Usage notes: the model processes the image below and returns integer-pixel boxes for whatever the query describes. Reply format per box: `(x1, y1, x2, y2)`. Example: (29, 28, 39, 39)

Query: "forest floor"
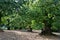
(0, 30, 60, 40)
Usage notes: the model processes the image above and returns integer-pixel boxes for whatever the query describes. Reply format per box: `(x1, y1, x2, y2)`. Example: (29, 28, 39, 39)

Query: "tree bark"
(7, 23, 10, 30)
(7, 19, 10, 30)
(40, 20, 52, 35)
(7, 26, 10, 30)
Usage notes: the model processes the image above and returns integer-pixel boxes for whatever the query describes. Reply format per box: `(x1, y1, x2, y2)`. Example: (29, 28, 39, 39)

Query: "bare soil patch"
(0, 30, 60, 40)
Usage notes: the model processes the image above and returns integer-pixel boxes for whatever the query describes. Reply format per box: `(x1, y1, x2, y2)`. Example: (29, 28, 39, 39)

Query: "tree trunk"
(40, 20, 52, 35)
(7, 19, 10, 30)
(7, 24, 10, 30)
(7, 26, 10, 30)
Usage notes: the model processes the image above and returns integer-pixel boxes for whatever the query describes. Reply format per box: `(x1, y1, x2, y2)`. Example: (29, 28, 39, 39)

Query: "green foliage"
(0, 0, 60, 31)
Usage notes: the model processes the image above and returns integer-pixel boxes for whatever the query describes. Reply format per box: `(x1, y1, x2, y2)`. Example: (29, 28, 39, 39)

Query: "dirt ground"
(0, 30, 60, 40)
